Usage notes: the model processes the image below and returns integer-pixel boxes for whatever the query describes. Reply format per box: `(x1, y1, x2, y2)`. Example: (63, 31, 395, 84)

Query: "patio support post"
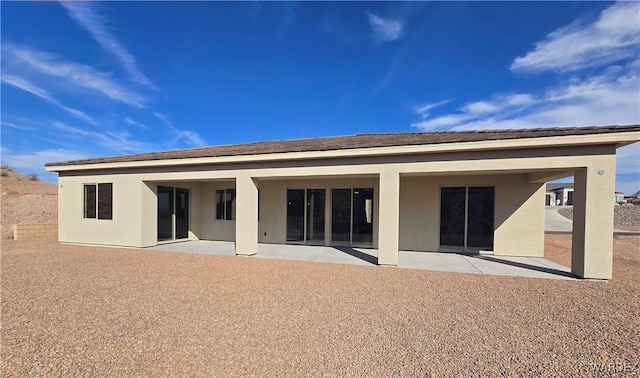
(235, 174, 259, 256)
(378, 169, 400, 266)
(571, 155, 616, 279)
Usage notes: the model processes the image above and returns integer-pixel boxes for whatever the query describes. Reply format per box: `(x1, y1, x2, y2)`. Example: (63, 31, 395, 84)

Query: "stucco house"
(546, 183, 627, 205)
(46, 125, 640, 279)
(546, 183, 574, 206)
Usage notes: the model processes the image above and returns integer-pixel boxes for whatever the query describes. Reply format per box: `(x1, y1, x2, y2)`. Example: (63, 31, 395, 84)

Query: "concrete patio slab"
(255, 243, 377, 266)
(147, 241, 575, 280)
(398, 251, 481, 274)
(149, 240, 236, 256)
(463, 255, 574, 279)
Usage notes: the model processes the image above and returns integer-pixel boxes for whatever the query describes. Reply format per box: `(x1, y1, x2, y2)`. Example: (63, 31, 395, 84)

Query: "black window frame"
(83, 183, 113, 220)
(215, 188, 236, 220)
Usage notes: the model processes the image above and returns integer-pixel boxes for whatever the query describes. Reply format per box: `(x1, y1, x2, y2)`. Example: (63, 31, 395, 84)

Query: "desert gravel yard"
(2, 235, 639, 376)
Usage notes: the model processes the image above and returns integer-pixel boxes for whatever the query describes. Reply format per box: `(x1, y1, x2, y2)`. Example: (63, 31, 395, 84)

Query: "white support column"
(571, 156, 616, 279)
(378, 169, 400, 266)
(235, 174, 259, 256)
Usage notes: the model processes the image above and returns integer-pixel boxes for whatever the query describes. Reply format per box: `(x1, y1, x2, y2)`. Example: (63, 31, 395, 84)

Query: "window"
(215, 189, 236, 220)
(83, 183, 112, 219)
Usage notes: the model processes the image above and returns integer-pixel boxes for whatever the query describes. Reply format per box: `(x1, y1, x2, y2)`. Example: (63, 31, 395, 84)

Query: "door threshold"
(156, 238, 191, 245)
(438, 247, 493, 255)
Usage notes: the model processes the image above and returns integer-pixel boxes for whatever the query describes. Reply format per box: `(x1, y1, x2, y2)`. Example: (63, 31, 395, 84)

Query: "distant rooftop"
(46, 124, 640, 167)
(547, 183, 574, 191)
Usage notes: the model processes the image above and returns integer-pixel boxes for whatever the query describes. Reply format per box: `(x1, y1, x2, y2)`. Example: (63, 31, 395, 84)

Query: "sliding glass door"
(286, 189, 326, 243)
(440, 186, 494, 251)
(331, 188, 374, 246)
(157, 186, 190, 242)
(285, 187, 374, 246)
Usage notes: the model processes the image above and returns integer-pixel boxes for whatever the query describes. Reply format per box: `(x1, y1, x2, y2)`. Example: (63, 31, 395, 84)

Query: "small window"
(83, 183, 113, 219)
(216, 189, 236, 220)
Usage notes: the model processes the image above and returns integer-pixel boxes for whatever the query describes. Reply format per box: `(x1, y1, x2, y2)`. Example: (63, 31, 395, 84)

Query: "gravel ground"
(558, 205, 640, 231)
(2, 235, 639, 376)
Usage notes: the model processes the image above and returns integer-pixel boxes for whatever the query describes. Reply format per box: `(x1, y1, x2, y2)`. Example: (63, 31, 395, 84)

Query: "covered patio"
(148, 241, 574, 280)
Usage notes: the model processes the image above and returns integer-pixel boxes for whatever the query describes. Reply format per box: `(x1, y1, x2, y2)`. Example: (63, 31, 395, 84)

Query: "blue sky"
(1, 1, 639, 193)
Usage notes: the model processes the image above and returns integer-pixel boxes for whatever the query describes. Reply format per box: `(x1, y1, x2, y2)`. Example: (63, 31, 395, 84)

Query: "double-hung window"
(215, 189, 236, 220)
(83, 183, 113, 219)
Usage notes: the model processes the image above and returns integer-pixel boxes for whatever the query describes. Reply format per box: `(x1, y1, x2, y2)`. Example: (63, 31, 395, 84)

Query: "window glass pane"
(331, 189, 351, 242)
(175, 188, 189, 239)
(286, 189, 305, 241)
(84, 184, 97, 218)
(216, 190, 225, 219)
(306, 189, 325, 242)
(157, 186, 174, 241)
(352, 188, 373, 244)
(440, 187, 466, 247)
(97, 183, 113, 220)
(225, 189, 236, 220)
(467, 187, 494, 249)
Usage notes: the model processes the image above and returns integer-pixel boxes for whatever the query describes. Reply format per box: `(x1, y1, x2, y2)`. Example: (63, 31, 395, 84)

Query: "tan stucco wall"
(571, 154, 617, 279)
(58, 174, 147, 247)
(199, 181, 236, 241)
(58, 175, 206, 248)
(398, 174, 544, 256)
(55, 145, 612, 267)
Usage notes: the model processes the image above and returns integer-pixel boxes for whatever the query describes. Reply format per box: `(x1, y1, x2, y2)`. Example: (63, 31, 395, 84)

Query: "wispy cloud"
(2, 43, 147, 108)
(413, 99, 450, 119)
(411, 62, 639, 131)
(1, 148, 87, 172)
(53, 121, 148, 154)
(153, 112, 206, 147)
(152, 111, 172, 127)
(1, 74, 97, 125)
(60, 2, 157, 90)
(367, 12, 403, 43)
(511, 2, 640, 73)
(124, 117, 149, 130)
(1, 121, 34, 131)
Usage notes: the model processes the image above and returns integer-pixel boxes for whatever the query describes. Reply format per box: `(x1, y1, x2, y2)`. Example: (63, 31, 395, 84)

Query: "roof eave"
(45, 131, 640, 173)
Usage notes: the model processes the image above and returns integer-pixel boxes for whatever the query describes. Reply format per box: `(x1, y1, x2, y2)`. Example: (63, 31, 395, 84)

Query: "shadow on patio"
(148, 241, 574, 280)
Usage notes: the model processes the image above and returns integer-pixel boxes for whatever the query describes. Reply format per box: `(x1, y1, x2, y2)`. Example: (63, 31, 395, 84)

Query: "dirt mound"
(1, 167, 58, 238)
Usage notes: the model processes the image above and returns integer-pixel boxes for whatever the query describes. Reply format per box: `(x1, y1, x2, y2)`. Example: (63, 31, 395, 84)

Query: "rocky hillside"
(558, 205, 640, 231)
(1, 167, 58, 238)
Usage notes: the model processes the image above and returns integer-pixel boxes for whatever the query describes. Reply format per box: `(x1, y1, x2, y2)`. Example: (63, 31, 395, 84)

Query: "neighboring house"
(46, 125, 640, 279)
(545, 183, 627, 205)
(625, 190, 640, 202)
(546, 183, 574, 206)
(544, 191, 556, 207)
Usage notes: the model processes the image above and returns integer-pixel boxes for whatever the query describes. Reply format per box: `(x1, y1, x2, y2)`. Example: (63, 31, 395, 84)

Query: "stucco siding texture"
(398, 175, 544, 256)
